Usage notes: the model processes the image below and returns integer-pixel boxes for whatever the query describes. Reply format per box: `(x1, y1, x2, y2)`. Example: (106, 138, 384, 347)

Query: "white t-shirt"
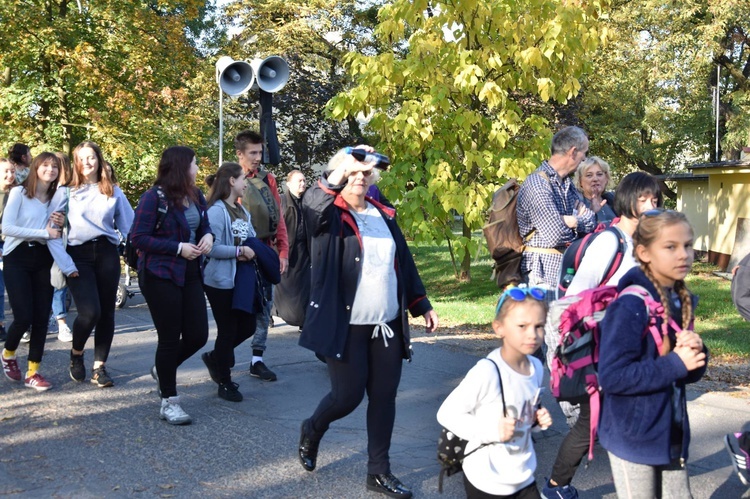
(349, 202, 399, 325)
(437, 348, 543, 496)
(566, 227, 637, 295)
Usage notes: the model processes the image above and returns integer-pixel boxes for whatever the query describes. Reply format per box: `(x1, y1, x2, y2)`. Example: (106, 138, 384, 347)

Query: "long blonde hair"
(633, 210, 694, 355)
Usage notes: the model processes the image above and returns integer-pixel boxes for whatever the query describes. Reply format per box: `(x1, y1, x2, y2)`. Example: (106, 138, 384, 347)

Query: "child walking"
(598, 209, 708, 498)
(437, 285, 553, 498)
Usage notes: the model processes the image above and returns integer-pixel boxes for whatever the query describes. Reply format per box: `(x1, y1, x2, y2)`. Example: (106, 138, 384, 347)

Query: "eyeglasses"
(495, 286, 546, 315)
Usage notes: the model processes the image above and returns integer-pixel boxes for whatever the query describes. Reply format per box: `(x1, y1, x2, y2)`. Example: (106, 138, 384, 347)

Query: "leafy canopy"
(329, 0, 607, 279)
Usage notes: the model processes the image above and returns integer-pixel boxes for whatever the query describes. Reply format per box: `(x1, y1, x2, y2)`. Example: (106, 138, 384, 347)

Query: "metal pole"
(219, 90, 224, 166)
(715, 64, 720, 161)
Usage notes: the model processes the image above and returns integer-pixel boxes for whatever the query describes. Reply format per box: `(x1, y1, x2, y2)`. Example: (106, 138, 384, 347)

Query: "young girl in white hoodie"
(438, 286, 553, 498)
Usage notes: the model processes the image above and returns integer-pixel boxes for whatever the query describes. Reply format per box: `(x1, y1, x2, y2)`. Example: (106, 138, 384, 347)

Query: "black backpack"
(437, 358, 506, 493)
(125, 186, 168, 268)
(556, 225, 626, 299)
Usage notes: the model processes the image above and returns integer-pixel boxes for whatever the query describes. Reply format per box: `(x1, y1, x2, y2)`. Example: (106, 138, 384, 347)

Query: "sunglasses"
(495, 286, 546, 315)
(640, 208, 678, 218)
(348, 169, 373, 177)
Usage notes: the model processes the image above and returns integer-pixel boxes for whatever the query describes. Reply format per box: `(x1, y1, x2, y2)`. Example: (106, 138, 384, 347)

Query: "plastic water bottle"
(561, 268, 575, 289)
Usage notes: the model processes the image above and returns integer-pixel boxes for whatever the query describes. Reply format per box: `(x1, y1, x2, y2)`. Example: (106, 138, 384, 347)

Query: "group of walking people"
(439, 127, 710, 499)
(3, 126, 741, 498)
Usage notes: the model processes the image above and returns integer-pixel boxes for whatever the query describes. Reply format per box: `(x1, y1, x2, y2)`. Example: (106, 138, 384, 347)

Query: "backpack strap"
(153, 186, 169, 232)
(597, 226, 627, 287)
(619, 285, 684, 351)
(461, 358, 507, 462)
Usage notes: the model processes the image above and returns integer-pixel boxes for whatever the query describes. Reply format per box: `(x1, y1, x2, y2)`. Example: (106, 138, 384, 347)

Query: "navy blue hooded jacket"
(299, 173, 432, 361)
(598, 266, 708, 466)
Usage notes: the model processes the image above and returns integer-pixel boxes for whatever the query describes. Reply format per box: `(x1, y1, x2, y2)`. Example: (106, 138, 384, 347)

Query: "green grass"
(412, 242, 750, 360)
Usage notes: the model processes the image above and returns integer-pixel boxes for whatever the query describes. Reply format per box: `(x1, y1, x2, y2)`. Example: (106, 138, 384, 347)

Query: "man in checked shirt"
(516, 126, 596, 297)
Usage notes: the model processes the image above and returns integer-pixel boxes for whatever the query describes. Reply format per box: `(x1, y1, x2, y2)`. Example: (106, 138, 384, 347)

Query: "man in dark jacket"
(273, 170, 310, 330)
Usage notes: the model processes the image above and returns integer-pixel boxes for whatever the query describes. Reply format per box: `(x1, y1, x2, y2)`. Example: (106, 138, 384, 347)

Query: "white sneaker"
(20, 331, 30, 343)
(57, 323, 73, 342)
(159, 396, 192, 425)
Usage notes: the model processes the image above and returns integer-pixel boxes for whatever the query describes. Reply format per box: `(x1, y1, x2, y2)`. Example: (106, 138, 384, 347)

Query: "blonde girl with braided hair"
(597, 209, 708, 498)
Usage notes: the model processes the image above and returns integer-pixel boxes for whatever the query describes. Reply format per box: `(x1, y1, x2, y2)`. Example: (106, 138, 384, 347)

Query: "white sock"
(252, 356, 263, 365)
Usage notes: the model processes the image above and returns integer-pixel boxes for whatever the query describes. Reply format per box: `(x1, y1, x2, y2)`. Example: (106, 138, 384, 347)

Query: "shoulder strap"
(597, 226, 627, 287)
(619, 285, 683, 350)
(154, 186, 169, 232)
(485, 358, 507, 418)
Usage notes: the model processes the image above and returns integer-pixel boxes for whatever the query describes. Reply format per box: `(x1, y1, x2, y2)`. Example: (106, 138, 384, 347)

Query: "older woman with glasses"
(573, 156, 617, 226)
(297, 146, 438, 499)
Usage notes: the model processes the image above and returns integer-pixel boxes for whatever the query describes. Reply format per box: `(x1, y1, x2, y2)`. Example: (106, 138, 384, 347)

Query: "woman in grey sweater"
(47, 141, 134, 388)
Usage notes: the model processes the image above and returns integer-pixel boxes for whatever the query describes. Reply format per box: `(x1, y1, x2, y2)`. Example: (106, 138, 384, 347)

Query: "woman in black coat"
(297, 147, 438, 499)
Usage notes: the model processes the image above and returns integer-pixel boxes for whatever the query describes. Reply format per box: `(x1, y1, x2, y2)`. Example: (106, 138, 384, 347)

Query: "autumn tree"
(329, 0, 607, 280)
(580, 0, 750, 199)
(219, 0, 381, 179)
(0, 0, 221, 201)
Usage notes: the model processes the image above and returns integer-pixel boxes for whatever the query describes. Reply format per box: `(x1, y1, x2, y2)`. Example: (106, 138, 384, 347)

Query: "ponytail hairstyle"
(206, 162, 243, 207)
(633, 209, 694, 355)
(22, 152, 61, 200)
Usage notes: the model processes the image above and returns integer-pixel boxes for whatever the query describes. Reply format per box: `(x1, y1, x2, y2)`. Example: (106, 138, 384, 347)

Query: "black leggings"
(140, 259, 208, 398)
(66, 239, 121, 362)
(204, 285, 256, 384)
(550, 400, 591, 486)
(307, 319, 404, 475)
(463, 476, 540, 499)
(3, 244, 54, 363)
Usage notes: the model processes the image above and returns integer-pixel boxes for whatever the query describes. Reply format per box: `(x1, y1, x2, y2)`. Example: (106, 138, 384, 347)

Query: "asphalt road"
(1, 284, 748, 498)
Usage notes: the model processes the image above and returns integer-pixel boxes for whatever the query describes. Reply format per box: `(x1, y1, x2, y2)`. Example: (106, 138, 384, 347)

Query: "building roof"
(688, 159, 750, 170)
(660, 172, 709, 181)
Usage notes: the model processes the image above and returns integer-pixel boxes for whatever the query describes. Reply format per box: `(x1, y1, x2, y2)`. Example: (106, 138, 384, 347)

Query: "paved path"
(1, 286, 749, 498)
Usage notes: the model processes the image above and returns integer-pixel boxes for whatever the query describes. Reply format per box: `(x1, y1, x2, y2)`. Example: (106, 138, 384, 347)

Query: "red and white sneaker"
(2, 355, 22, 381)
(24, 372, 52, 391)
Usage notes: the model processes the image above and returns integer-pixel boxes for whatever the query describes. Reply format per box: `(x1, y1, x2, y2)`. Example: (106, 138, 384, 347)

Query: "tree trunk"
(460, 219, 471, 282)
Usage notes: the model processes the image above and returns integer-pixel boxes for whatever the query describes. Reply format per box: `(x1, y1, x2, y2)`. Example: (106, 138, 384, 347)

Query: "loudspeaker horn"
(250, 56, 290, 93)
(216, 56, 255, 96)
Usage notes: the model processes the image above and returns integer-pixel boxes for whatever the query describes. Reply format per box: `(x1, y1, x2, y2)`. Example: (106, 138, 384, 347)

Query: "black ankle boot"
(366, 472, 413, 498)
(298, 419, 320, 472)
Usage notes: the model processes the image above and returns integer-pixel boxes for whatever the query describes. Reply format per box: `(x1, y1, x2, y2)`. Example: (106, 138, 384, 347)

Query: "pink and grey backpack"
(547, 284, 683, 461)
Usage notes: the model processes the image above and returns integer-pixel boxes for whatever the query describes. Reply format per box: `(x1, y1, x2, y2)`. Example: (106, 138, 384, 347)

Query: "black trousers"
(307, 319, 404, 475)
(204, 285, 256, 384)
(3, 244, 54, 363)
(463, 476, 540, 499)
(550, 400, 592, 486)
(140, 259, 208, 398)
(66, 239, 120, 362)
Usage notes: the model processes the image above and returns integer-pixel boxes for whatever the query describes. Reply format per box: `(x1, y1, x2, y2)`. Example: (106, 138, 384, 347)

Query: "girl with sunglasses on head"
(598, 209, 707, 498)
(438, 286, 553, 498)
(541, 171, 663, 499)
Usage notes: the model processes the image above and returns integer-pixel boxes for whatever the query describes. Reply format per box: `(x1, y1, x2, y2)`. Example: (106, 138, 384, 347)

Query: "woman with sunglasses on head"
(438, 286, 552, 498)
(47, 141, 134, 388)
(297, 146, 438, 498)
(541, 172, 663, 499)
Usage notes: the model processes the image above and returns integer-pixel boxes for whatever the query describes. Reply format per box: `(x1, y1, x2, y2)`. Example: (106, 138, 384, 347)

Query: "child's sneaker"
(2, 355, 21, 381)
(725, 432, 750, 486)
(20, 330, 30, 343)
(160, 396, 192, 425)
(57, 323, 73, 342)
(542, 479, 579, 499)
(24, 372, 52, 391)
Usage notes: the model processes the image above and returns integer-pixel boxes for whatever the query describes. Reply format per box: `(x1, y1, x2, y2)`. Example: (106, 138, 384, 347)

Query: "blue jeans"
(251, 284, 274, 353)
(52, 287, 68, 319)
